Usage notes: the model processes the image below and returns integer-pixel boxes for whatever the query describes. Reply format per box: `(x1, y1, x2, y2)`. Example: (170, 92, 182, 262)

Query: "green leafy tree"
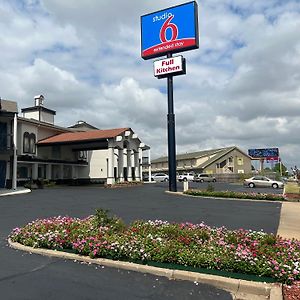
(273, 162, 287, 175)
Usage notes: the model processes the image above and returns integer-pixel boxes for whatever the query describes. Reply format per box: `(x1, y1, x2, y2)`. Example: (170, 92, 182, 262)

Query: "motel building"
(151, 147, 252, 176)
(0, 95, 150, 189)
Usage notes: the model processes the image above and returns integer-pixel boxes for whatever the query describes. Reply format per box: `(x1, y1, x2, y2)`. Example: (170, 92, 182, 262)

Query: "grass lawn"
(284, 182, 300, 194)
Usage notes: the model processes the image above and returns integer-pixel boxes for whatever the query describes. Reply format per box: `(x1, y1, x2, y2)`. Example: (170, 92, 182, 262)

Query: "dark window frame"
(29, 133, 36, 154)
(23, 132, 30, 153)
(23, 132, 36, 154)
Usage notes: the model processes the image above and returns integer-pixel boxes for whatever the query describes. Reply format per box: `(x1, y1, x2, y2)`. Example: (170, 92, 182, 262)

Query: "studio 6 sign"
(141, 1, 199, 60)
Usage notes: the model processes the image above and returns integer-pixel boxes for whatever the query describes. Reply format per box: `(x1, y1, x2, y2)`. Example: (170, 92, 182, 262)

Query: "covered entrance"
(36, 128, 149, 184)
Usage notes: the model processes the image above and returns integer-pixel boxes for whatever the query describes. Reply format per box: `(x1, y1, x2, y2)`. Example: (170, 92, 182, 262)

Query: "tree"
(273, 162, 287, 175)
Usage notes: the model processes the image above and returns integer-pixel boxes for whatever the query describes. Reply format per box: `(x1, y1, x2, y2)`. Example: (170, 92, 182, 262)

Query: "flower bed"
(9, 209, 300, 284)
(104, 181, 143, 188)
(184, 189, 285, 201)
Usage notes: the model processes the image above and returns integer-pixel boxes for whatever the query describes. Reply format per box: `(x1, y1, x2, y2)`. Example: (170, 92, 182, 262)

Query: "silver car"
(193, 173, 216, 183)
(151, 173, 169, 182)
(244, 176, 284, 189)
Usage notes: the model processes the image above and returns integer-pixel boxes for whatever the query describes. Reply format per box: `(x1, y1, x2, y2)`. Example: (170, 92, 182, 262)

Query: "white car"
(178, 173, 194, 182)
(244, 176, 284, 189)
(151, 173, 169, 182)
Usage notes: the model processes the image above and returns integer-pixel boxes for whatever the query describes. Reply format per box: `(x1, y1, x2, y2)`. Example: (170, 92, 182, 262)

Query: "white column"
(118, 148, 124, 182)
(12, 113, 17, 190)
(148, 149, 152, 183)
(127, 150, 132, 182)
(46, 165, 52, 180)
(123, 148, 128, 181)
(107, 147, 115, 184)
(32, 163, 38, 180)
(134, 151, 139, 181)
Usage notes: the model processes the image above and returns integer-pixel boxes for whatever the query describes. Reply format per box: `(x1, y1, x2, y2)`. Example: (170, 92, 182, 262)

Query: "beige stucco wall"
(203, 149, 251, 174)
(17, 122, 38, 156)
(79, 149, 108, 179)
(40, 111, 54, 124)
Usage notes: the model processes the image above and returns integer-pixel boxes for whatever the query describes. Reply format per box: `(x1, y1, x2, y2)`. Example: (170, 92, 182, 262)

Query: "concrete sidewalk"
(0, 187, 31, 197)
(277, 202, 300, 240)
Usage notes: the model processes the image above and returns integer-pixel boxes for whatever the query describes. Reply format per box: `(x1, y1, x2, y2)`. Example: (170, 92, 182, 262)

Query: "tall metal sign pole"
(166, 53, 177, 191)
(141, 1, 199, 192)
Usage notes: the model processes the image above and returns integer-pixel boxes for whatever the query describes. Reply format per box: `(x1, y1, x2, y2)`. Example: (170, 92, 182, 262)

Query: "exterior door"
(0, 160, 6, 188)
(114, 167, 117, 181)
(123, 167, 128, 181)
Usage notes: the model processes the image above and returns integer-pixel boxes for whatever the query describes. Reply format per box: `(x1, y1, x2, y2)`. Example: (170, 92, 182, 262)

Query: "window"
(52, 146, 61, 159)
(29, 133, 36, 154)
(237, 157, 244, 166)
(78, 151, 87, 161)
(23, 132, 36, 154)
(23, 132, 30, 153)
(0, 122, 7, 150)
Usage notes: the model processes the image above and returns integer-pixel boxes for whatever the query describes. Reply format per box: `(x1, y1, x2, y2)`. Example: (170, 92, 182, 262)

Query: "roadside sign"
(141, 1, 199, 60)
(141, 2, 200, 192)
(248, 148, 279, 160)
(154, 56, 186, 79)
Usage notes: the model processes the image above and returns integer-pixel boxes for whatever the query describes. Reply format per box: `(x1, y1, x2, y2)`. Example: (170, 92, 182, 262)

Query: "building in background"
(2, 95, 150, 188)
(0, 99, 18, 189)
(151, 146, 252, 175)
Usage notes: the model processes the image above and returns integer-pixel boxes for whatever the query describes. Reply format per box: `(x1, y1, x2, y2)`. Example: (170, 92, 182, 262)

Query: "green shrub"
(184, 189, 285, 201)
(94, 208, 125, 232)
(206, 183, 215, 192)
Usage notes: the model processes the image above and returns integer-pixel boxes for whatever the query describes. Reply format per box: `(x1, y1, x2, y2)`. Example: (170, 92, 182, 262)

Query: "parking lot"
(153, 181, 284, 195)
(0, 184, 282, 300)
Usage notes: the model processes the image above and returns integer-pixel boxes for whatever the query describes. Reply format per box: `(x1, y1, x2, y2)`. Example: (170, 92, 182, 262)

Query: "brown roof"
(37, 128, 129, 145)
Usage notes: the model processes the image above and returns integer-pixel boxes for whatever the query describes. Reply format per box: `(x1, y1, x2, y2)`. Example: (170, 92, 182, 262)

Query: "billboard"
(248, 148, 279, 159)
(141, 1, 199, 60)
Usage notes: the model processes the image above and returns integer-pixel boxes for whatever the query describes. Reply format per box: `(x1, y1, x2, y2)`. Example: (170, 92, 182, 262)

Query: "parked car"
(178, 173, 194, 182)
(193, 173, 216, 183)
(151, 173, 169, 182)
(244, 176, 284, 189)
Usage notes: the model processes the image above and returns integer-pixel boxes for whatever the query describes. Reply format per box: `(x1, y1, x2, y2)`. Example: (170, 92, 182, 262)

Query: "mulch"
(283, 281, 300, 300)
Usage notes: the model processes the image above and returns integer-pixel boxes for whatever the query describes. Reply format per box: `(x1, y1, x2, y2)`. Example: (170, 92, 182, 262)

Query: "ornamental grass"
(9, 209, 299, 284)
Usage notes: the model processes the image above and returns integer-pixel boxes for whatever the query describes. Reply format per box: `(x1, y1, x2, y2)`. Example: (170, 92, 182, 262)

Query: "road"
(0, 184, 282, 299)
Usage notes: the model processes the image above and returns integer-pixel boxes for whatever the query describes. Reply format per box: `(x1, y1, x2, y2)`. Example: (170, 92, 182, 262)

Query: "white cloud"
(1, 0, 300, 167)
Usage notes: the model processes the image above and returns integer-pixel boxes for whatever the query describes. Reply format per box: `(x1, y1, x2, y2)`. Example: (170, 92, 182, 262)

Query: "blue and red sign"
(141, 1, 199, 60)
(248, 148, 279, 160)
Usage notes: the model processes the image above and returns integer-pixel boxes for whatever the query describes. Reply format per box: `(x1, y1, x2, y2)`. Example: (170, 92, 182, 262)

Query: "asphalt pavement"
(175, 181, 284, 194)
(0, 184, 282, 300)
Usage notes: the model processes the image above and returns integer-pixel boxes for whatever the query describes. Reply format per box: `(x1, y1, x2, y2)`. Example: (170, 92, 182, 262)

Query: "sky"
(1, 0, 300, 169)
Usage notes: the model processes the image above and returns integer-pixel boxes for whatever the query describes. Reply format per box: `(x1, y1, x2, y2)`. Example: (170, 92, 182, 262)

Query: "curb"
(8, 239, 282, 300)
(0, 188, 31, 197)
